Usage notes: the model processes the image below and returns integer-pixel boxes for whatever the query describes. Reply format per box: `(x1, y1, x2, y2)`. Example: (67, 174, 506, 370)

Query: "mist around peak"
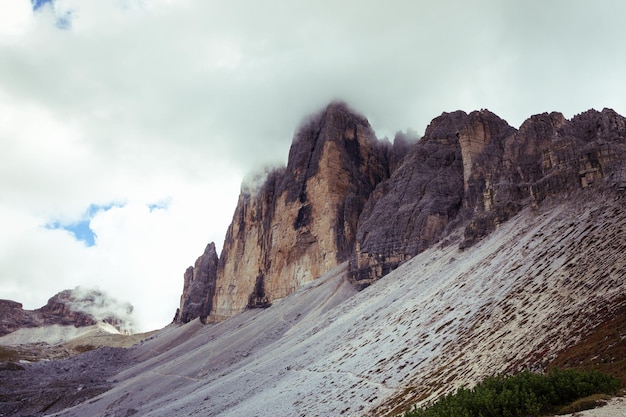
(240, 164, 286, 196)
(58, 286, 135, 334)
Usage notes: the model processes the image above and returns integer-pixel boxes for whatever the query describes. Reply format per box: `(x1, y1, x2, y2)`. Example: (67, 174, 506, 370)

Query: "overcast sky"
(1, 0, 625, 332)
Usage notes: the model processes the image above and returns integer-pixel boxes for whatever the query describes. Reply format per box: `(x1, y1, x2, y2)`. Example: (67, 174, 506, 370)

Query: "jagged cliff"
(173, 243, 218, 323)
(462, 108, 626, 246)
(350, 110, 515, 285)
(352, 107, 626, 283)
(174, 102, 412, 323)
(176, 104, 626, 323)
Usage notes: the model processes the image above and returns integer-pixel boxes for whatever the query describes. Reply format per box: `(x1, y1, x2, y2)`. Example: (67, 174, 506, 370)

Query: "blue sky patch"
(148, 199, 171, 212)
(48, 219, 96, 246)
(55, 11, 72, 29)
(45, 203, 120, 247)
(31, 0, 54, 11)
(31, 0, 73, 30)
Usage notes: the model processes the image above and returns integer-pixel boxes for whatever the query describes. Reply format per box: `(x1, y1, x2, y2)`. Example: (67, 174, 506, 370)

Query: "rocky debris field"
(0, 346, 133, 416)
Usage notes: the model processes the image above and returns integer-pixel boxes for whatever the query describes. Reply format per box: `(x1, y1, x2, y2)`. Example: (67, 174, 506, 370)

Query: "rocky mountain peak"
(177, 103, 626, 322)
(280, 101, 382, 204)
(567, 107, 626, 142)
(0, 288, 134, 336)
(174, 242, 218, 324)
(176, 102, 407, 322)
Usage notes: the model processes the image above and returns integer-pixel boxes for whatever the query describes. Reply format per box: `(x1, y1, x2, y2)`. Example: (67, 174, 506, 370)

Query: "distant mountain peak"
(0, 287, 135, 336)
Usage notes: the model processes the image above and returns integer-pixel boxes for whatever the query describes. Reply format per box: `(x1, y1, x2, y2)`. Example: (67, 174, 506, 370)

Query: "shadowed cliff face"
(177, 104, 626, 322)
(351, 107, 626, 285)
(462, 108, 626, 247)
(174, 243, 218, 324)
(351, 110, 515, 286)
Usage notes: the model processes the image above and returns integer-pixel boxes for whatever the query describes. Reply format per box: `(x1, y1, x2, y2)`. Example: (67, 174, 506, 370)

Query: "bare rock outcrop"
(350, 110, 515, 286)
(176, 102, 414, 323)
(174, 242, 218, 324)
(462, 108, 626, 246)
(177, 104, 626, 322)
(350, 107, 626, 285)
(0, 300, 38, 336)
(210, 102, 395, 320)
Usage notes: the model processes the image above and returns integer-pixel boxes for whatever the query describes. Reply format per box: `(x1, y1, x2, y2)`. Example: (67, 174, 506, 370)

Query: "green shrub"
(404, 369, 621, 417)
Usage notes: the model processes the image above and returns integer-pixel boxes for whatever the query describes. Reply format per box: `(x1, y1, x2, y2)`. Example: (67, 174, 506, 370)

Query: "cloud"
(1, 0, 625, 331)
(63, 286, 135, 334)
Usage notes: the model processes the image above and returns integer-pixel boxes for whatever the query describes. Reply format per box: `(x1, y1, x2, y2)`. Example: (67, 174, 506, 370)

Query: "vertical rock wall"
(462, 108, 626, 246)
(174, 243, 218, 324)
(350, 110, 515, 286)
(209, 102, 394, 320)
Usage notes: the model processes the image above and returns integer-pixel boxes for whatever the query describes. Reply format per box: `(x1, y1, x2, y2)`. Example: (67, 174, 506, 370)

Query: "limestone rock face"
(351, 108, 626, 283)
(210, 102, 395, 320)
(174, 242, 219, 324)
(178, 104, 626, 322)
(351, 110, 514, 285)
(462, 108, 626, 246)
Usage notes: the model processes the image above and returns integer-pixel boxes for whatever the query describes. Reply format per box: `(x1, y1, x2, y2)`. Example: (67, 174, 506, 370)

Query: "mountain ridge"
(0, 287, 135, 336)
(176, 103, 626, 323)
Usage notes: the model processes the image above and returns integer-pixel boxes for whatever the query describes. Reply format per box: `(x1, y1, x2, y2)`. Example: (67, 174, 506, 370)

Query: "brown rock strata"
(210, 102, 395, 320)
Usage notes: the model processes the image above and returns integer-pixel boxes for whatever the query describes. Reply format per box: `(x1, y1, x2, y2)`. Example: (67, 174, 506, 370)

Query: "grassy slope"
(548, 296, 626, 385)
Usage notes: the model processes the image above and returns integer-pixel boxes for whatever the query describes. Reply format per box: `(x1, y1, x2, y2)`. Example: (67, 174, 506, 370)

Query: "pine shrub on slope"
(404, 369, 621, 417)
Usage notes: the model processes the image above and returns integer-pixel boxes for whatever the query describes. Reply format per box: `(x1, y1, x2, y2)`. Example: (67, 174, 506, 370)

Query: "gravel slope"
(2, 193, 624, 417)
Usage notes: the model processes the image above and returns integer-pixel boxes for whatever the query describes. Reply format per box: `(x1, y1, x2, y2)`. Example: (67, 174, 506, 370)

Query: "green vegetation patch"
(404, 369, 621, 417)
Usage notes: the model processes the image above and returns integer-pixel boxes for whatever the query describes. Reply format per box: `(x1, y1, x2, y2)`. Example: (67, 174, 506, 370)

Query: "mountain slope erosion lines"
(51, 192, 626, 417)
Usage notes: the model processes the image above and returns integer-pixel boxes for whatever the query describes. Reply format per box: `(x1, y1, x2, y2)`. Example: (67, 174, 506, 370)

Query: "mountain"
(3, 103, 625, 417)
(175, 102, 413, 323)
(0, 287, 135, 337)
(176, 103, 626, 322)
(45, 190, 625, 417)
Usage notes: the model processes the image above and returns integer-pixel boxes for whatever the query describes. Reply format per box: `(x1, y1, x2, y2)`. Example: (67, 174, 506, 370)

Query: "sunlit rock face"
(210, 102, 396, 320)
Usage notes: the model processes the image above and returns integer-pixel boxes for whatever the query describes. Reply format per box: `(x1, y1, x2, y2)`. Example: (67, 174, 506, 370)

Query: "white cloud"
(0, 0, 33, 40)
(1, 0, 625, 331)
